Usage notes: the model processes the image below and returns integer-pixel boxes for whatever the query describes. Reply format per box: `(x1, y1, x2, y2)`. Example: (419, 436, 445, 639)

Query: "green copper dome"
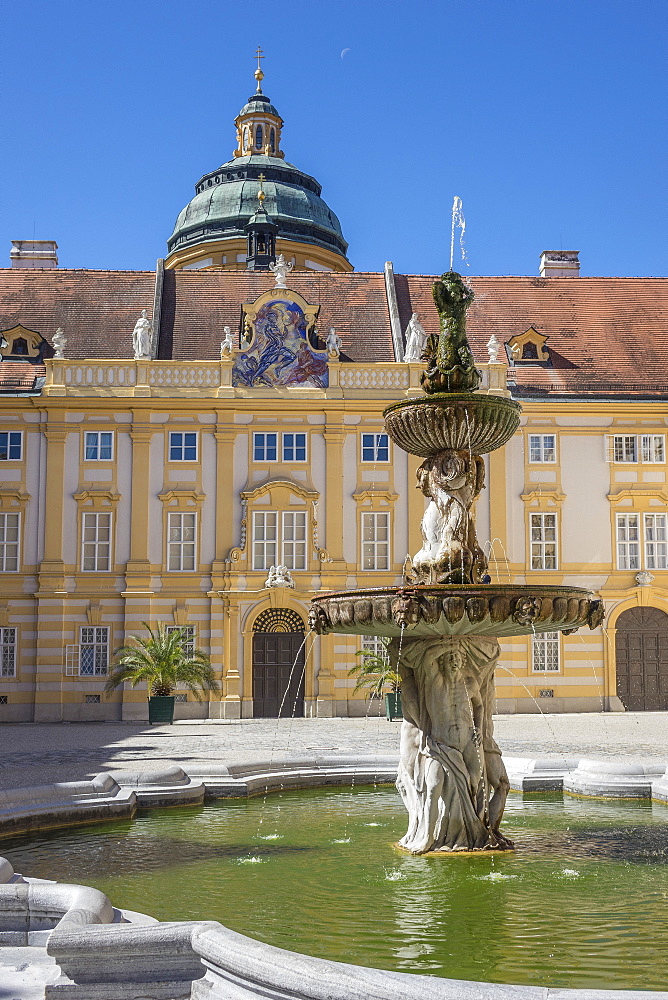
(167, 154, 348, 261)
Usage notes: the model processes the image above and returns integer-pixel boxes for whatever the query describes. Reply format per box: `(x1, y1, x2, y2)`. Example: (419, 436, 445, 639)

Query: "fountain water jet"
(310, 271, 604, 854)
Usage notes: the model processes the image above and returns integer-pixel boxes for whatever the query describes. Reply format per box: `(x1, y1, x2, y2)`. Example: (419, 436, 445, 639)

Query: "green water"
(4, 787, 668, 990)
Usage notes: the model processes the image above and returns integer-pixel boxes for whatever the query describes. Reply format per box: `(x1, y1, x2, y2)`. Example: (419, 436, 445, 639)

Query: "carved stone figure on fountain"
(421, 271, 480, 394)
(410, 450, 488, 585)
(392, 634, 512, 853)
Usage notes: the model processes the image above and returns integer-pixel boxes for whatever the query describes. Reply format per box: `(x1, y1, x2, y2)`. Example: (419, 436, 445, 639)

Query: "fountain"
(310, 271, 605, 854)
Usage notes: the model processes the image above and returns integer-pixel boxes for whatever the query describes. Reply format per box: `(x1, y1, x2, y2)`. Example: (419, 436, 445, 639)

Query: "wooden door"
(252, 630, 305, 718)
(615, 607, 668, 711)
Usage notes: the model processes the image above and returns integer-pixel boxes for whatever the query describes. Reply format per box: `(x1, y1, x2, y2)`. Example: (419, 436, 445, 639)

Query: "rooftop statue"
(421, 271, 480, 393)
(132, 309, 152, 360)
(52, 327, 67, 359)
(403, 313, 427, 362)
(269, 253, 293, 290)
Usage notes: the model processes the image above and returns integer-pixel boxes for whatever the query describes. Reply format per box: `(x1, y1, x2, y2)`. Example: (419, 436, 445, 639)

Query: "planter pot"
(385, 692, 402, 722)
(148, 695, 175, 725)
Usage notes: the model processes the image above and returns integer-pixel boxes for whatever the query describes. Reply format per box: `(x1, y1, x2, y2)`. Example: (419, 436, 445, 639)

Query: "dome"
(167, 155, 348, 261)
(165, 81, 351, 272)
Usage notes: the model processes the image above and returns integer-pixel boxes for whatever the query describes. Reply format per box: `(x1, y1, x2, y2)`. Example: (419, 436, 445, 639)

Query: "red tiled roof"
(0, 360, 45, 392)
(1, 268, 667, 397)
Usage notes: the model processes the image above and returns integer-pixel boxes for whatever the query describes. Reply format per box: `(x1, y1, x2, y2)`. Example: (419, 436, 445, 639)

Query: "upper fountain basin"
(383, 393, 522, 458)
(310, 585, 604, 639)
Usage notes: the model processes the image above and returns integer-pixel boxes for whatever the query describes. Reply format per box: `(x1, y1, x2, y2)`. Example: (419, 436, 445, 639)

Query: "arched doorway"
(252, 608, 305, 718)
(615, 607, 668, 711)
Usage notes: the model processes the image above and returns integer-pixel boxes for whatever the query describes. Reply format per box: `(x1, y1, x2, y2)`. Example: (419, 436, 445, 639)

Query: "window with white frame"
(528, 434, 556, 463)
(167, 513, 196, 571)
(253, 433, 277, 462)
(169, 432, 197, 462)
(0, 628, 17, 678)
(0, 432, 22, 461)
(166, 624, 195, 657)
(644, 513, 667, 570)
(80, 626, 109, 676)
(81, 513, 111, 571)
(84, 431, 113, 461)
(616, 513, 640, 570)
(641, 435, 665, 464)
(530, 512, 557, 569)
(361, 512, 390, 570)
(282, 432, 307, 462)
(361, 635, 390, 664)
(252, 510, 307, 570)
(613, 435, 637, 463)
(361, 433, 389, 463)
(532, 631, 560, 672)
(0, 513, 20, 572)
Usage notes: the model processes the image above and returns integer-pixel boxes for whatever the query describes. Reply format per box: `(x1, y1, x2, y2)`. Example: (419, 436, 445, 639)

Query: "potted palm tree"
(104, 622, 219, 724)
(348, 639, 402, 721)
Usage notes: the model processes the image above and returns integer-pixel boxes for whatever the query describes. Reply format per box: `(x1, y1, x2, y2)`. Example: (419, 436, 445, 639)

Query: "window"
(528, 434, 556, 463)
(167, 513, 196, 571)
(85, 694, 101, 704)
(255, 125, 263, 149)
(80, 627, 109, 676)
(252, 510, 307, 570)
(169, 432, 197, 462)
(0, 628, 16, 678)
(361, 635, 390, 664)
(0, 513, 20, 572)
(613, 435, 637, 463)
(166, 625, 195, 657)
(532, 631, 560, 672)
(609, 434, 666, 464)
(361, 433, 389, 463)
(362, 512, 390, 570)
(269, 127, 275, 152)
(81, 513, 111, 571)
(644, 514, 667, 570)
(282, 433, 306, 462)
(84, 431, 113, 461)
(253, 433, 277, 462)
(616, 513, 640, 570)
(11, 338, 28, 355)
(0, 432, 22, 461)
(530, 513, 557, 569)
(642, 435, 665, 464)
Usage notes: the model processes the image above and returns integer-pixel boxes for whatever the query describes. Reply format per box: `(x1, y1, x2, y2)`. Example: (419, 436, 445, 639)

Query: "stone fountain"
(310, 272, 604, 855)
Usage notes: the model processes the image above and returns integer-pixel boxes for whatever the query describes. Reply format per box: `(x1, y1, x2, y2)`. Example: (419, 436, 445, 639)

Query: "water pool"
(4, 786, 668, 991)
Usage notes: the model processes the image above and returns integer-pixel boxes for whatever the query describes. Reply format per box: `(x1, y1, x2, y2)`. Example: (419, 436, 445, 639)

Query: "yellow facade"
(0, 339, 665, 722)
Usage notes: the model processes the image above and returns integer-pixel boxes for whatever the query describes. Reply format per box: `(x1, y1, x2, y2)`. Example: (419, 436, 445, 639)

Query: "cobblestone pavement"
(0, 711, 666, 791)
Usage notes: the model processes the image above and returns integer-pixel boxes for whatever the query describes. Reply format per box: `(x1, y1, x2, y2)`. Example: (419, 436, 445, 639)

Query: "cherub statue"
(132, 309, 152, 359)
(326, 327, 342, 357)
(269, 253, 293, 289)
(403, 313, 427, 361)
(220, 326, 234, 358)
(52, 327, 67, 359)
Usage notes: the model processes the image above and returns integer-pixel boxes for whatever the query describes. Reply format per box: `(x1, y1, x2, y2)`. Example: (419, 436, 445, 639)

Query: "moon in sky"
(340, 48, 351, 59)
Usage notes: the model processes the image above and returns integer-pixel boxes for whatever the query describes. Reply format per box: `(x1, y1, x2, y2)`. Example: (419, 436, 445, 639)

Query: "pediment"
(506, 327, 550, 364)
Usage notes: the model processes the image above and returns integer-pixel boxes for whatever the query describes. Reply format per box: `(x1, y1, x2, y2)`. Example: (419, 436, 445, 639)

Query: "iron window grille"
(0, 627, 17, 678)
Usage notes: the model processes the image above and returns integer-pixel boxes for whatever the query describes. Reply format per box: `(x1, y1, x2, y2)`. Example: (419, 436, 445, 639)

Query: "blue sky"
(3, 0, 666, 276)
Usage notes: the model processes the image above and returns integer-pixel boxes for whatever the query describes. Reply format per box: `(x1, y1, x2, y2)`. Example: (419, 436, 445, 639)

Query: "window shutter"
(65, 645, 80, 676)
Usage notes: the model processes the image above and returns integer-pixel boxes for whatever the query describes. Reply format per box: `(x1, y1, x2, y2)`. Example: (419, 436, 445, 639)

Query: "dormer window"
(506, 327, 550, 365)
(11, 338, 28, 356)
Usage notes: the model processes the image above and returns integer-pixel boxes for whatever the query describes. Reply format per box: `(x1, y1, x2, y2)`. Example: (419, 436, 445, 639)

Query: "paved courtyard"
(0, 710, 666, 792)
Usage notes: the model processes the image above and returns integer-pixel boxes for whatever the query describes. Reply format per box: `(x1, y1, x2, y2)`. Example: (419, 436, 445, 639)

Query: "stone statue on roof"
(132, 310, 152, 360)
(269, 253, 293, 290)
(326, 327, 342, 358)
(52, 327, 67, 359)
(220, 326, 234, 358)
(403, 313, 427, 362)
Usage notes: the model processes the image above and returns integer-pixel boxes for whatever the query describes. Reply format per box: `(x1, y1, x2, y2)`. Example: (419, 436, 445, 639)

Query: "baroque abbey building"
(1, 66, 667, 722)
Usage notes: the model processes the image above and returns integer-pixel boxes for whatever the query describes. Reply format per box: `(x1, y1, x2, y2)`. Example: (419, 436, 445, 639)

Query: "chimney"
(539, 250, 580, 278)
(10, 240, 58, 269)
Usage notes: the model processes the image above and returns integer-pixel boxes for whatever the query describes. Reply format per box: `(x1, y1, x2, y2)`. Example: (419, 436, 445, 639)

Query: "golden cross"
(255, 46, 264, 70)
(257, 173, 266, 202)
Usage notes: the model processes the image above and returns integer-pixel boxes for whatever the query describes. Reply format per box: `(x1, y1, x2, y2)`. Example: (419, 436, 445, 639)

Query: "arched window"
(255, 125, 263, 149)
(244, 127, 250, 151)
(269, 128, 275, 153)
(11, 338, 28, 355)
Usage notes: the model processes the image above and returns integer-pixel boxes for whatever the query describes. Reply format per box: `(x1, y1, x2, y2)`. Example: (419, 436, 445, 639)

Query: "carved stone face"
(512, 597, 542, 626)
(308, 605, 330, 634)
(391, 595, 419, 630)
(587, 600, 605, 630)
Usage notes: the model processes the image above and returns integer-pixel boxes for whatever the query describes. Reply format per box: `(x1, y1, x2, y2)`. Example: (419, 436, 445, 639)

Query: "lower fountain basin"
(310, 584, 603, 638)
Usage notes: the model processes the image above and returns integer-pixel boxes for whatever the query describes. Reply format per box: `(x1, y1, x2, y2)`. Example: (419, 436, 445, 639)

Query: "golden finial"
(257, 173, 266, 203)
(254, 46, 265, 94)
